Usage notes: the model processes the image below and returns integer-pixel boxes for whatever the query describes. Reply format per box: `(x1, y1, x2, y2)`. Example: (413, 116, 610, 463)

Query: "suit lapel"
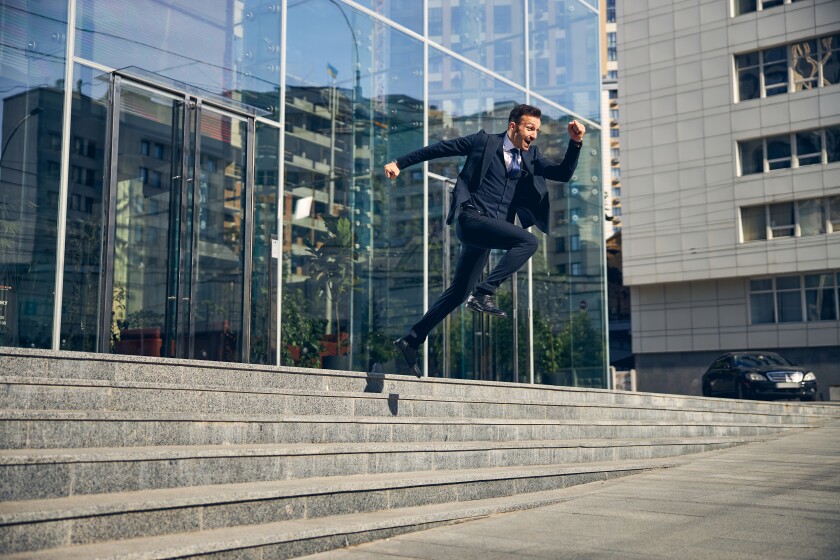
(479, 132, 505, 182)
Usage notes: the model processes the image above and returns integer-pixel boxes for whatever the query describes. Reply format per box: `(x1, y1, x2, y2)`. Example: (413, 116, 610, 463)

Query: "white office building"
(619, 0, 840, 395)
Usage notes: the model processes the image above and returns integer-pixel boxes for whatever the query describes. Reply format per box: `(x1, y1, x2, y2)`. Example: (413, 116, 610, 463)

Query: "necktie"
(509, 148, 520, 178)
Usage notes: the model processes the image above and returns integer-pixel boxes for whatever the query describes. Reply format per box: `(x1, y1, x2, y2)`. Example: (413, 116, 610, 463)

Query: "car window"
(735, 353, 792, 367)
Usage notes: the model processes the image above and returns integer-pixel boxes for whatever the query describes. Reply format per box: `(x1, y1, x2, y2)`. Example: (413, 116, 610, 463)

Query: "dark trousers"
(408, 207, 538, 346)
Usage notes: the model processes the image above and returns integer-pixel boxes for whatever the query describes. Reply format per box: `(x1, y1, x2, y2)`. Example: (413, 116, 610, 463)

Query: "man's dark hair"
(508, 104, 541, 125)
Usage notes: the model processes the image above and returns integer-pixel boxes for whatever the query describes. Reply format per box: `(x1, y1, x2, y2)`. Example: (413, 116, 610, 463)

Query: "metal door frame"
(98, 73, 256, 362)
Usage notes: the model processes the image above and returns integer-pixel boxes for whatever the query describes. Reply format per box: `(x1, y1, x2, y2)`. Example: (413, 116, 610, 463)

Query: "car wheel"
(736, 382, 744, 400)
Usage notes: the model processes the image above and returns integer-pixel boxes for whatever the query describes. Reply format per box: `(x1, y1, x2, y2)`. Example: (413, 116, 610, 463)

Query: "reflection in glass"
(283, 0, 424, 372)
(741, 206, 767, 241)
(532, 106, 605, 388)
(251, 123, 279, 364)
(427, 0, 526, 84)
(192, 108, 247, 362)
(110, 84, 183, 358)
(529, 1, 600, 122)
(75, 0, 282, 119)
(426, 50, 523, 381)
(60, 66, 109, 352)
(0, 1, 68, 348)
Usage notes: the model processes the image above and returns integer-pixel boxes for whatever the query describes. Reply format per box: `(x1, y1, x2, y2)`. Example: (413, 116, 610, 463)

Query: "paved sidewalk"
(304, 421, 840, 560)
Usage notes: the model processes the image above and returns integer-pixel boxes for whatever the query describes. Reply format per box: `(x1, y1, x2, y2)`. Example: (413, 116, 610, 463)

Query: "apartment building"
(619, 0, 840, 395)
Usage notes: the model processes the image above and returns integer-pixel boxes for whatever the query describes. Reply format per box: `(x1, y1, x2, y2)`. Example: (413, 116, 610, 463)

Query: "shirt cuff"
(570, 139, 583, 148)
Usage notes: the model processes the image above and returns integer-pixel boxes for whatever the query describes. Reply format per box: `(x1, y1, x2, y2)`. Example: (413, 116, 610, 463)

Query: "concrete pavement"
(302, 420, 840, 560)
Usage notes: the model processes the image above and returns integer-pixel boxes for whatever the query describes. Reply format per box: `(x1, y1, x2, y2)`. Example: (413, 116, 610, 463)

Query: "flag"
(327, 63, 338, 79)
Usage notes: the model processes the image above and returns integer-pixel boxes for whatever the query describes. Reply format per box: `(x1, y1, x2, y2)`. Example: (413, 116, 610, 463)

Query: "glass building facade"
(0, 0, 607, 387)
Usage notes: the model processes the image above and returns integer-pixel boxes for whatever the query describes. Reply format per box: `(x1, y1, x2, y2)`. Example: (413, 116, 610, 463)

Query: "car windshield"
(735, 353, 793, 367)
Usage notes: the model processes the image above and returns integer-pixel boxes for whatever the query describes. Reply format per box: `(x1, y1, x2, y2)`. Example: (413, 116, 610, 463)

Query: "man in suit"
(384, 104, 586, 377)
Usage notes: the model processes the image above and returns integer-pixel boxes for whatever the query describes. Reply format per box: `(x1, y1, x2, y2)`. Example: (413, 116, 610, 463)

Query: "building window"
(607, 32, 617, 62)
(606, 0, 616, 23)
(140, 140, 150, 156)
(571, 262, 582, 276)
(607, 70, 618, 80)
(805, 273, 837, 321)
(738, 126, 840, 175)
(750, 278, 775, 323)
(613, 207, 622, 217)
(734, 0, 802, 17)
(741, 205, 767, 241)
(768, 202, 795, 237)
(735, 34, 838, 101)
(749, 272, 840, 325)
(555, 237, 566, 253)
(570, 234, 581, 251)
(612, 187, 621, 197)
(741, 196, 840, 241)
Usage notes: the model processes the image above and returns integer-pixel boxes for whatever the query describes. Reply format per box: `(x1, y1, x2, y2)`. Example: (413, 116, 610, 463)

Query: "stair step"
(2, 376, 831, 424)
(0, 436, 763, 501)
(0, 458, 680, 554)
(3, 352, 837, 418)
(0, 409, 811, 450)
(1, 469, 691, 560)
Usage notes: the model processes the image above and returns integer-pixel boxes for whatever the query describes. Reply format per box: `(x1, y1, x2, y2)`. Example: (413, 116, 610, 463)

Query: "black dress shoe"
(465, 293, 507, 317)
(394, 338, 423, 378)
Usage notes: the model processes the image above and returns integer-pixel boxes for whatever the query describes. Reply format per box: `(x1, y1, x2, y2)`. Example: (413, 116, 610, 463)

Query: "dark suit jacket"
(394, 130, 581, 234)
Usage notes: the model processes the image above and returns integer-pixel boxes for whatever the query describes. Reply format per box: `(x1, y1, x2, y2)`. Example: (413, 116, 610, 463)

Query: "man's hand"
(568, 120, 586, 143)
(384, 161, 400, 179)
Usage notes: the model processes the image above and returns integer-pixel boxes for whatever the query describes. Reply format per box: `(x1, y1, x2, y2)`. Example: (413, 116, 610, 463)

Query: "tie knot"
(510, 148, 519, 155)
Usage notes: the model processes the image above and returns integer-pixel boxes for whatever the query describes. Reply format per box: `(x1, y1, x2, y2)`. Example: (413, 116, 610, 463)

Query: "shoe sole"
(465, 302, 507, 317)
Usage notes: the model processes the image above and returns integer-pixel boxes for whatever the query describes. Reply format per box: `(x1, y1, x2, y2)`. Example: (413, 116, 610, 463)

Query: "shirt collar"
(503, 133, 517, 152)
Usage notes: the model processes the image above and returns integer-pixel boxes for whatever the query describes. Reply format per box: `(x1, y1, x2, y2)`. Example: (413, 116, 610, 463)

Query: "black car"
(701, 352, 818, 401)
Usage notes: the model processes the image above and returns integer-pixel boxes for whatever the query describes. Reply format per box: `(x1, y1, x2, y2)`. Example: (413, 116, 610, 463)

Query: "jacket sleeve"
(532, 141, 582, 183)
(394, 132, 481, 170)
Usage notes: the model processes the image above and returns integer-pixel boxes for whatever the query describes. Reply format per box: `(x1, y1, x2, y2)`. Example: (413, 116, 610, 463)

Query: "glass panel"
(428, 0, 526, 85)
(777, 291, 802, 322)
(769, 202, 794, 237)
(750, 278, 773, 291)
(796, 130, 822, 166)
(529, 1, 601, 122)
(740, 139, 764, 175)
(821, 35, 840, 86)
(798, 198, 825, 236)
(735, 0, 757, 16)
(426, 50, 522, 381)
(741, 206, 767, 241)
(791, 40, 818, 91)
(761, 0, 784, 8)
(0, 1, 68, 348)
(532, 106, 606, 388)
(806, 288, 837, 321)
(250, 122, 279, 364)
(830, 196, 840, 232)
(192, 108, 247, 362)
(804, 273, 834, 289)
(763, 47, 788, 96)
(75, 0, 282, 120)
(738, 67, 761, 101)
(766, 135, 791, 170)
(283, 1, 425, 373)
(826, 126, 840, 163)
(354, 0, 422, 32)
(60, 65, 109, 352)
(111, 84, 183, 358)
(750, 293, 774, 324)
(776, 275, 800, 290)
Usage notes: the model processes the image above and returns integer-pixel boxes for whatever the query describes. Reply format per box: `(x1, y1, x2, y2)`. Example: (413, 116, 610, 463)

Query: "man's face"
(508, 115, 540, 151)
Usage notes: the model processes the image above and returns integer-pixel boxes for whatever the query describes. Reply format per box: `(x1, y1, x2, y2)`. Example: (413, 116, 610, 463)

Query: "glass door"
(103, 77, 252, 362)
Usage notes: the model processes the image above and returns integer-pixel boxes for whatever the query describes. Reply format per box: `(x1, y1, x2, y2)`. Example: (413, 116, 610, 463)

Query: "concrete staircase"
(1, 348, 838, 559)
